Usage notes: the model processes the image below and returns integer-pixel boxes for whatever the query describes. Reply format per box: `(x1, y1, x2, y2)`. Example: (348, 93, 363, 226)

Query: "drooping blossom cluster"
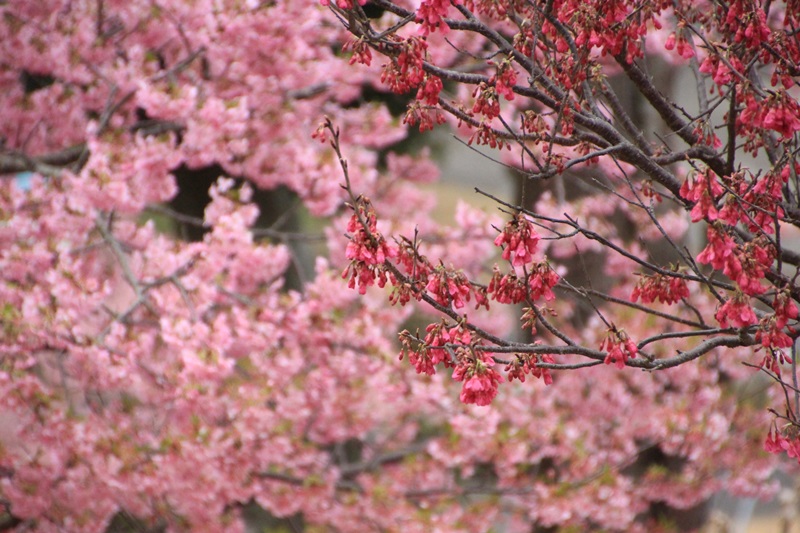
(600, 328, 639, 369)
(716, 292, 759, 329)
(494, 214, 541, 267)
(527, 261, 560, 302)
(451, 351, 503, 406)
(697, 226, 774, 296)
(342, 197, 398, 294)
(487, 267, 527, 304)
(765, 425, 800, 462)
(755, 290, 799, 350)
(631, 271, 690, 305)
(425, 265, 472, 309)
(679, 169, 724, 223)
(399, 320, 474, 376)
(505, 351, 555, 385)
(490, 59, 518, 101)
(716, 170, 786, 234)
(664, 28, 696, 59)
(380, 36, 428, 94)
(487, 259, 559, 305)
(416, 0, 461, 36)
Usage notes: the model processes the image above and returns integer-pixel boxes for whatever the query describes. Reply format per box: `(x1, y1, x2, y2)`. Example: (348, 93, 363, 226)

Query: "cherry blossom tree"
(0, 0, 797, 532)
(325, 0, 800, 525)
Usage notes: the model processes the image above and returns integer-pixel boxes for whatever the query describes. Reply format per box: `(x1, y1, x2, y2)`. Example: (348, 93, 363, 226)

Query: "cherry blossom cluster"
(490, 59, 517, 102)
(485, 258, 559, 306)
(679, 169, 725, 223)
(600, 328, 639, 369)
(631, 271, 690, 305)
(380, 37, 428, 94)
(756, 290, 799, 351)
(494, 214, 541, 267)
(403, 101, 447, 132)
(505, 351, 555, 385)
(416, 0, 460, 36)
(697, 226, 774, 296)
(399, 320, 473, 376)
(716, 171, 785, 234)
(664, 28, 695, 59)
(425, 266, 473, 309)
(765, 425, 800, 462)
(342, 197, 398, 294)
(451, 351, 503, 406)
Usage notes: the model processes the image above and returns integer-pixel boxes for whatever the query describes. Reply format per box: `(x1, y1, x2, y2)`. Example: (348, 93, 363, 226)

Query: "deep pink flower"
(715, 293, 757, 329)
(631, 272, 689, 305)
(528, 261, 559, 301)
(680, 170, 723, 222)
(452, 353, 503, 406)
(342, 200, 398, 294)
(765, 426, 800, 464)
(488, 267, 527, 304)
(600, 329, 637, 369)
(417, 75, 443, 105)
(494, 214, 541, 267)
(426, 267, 472, 309)
(416, 0, 462, 35)
(763, 98, 800, 139)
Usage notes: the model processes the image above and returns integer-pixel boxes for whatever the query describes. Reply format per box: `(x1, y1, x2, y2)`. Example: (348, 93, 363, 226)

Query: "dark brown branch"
(615, 56, 728, 179)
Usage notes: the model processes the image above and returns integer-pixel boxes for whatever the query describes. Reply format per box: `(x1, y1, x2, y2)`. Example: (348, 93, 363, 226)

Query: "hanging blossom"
(342, 198, 398, 294)
(717, 170, 787, 234)
(755, 289, 799, 350)
(756, 316, 795, 350)
(468, 122, 509, 149)
(487, 260, 558, 304)
(738, 90, 800, 142)
(452, 351, 503, 406)
(404, 101, 447, 132)
(416, 75, 443, 106)
(765, 425, 800, 464)
(664, 29, 695, 59)
(528, 260, 559, 301)
(699, 53, 745, 88)
(416, 0, 461, 35)
(679, 168, 724, 222)
(631, 271, 689, 305)
(734, 239, 775, 296)
(381, 37, 428, 94)
(600, 328, 638, 369)
(762, 93, 800, 139)
(472, 82, 502, 120)
(399, 321, 473, 375)
(426, 265, 473, 309)
(489, 58, 517, 101)
(488, 267, 526, 304)
(494, 213, 541, 267)
(696, 226, 773, 296)
(715, 291, 758, 329)
(343, 37, 372, 66)
(722, 0, 771, 49)
(505, 350, 555, 385)
(757, 349, 792, 377)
